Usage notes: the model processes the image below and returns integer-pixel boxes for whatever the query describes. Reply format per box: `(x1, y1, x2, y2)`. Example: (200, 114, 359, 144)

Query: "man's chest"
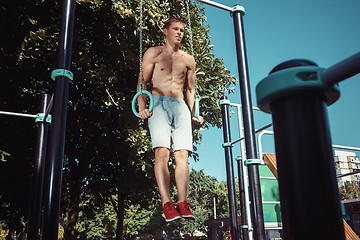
(155, 53, 188, 74)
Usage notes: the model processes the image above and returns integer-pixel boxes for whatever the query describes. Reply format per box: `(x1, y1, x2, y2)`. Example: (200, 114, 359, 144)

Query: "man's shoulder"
(180, 50, 195, 65)
(179, 50, 192, 57)
(145, 46, 164, 55)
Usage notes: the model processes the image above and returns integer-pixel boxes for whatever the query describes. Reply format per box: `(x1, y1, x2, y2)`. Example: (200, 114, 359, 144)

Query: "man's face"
(164, 21, 185, 44)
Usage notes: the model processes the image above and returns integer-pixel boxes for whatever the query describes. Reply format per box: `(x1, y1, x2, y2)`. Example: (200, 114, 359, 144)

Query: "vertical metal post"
(256, 60, 344, 240)
(213, 197, 217, 219)
(42, 0, 75, 239)
(27, 93, 51, 240)
(236, 157, 249, 240)
(271, 96, 345, 239)
(220, 96, 240, 240)
(232, 6, 266, 240)
(234, 103, 253, 240)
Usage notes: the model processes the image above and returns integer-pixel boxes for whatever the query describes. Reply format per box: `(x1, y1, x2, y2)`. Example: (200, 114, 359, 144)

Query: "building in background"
(334, 149, 360, 187)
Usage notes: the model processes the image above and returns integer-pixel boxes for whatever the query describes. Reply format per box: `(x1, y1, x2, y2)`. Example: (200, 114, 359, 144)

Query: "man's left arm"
(186, 56, 203, 125)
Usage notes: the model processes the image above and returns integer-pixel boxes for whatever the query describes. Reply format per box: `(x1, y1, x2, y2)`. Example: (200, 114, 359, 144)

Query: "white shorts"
(148, 96, 193, 153)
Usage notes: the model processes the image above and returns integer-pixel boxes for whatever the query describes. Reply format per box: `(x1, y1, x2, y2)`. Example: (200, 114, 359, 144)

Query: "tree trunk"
(116, 192, 126, 240)
(64, 167, 82, 240)
(65, 160, 84, 240)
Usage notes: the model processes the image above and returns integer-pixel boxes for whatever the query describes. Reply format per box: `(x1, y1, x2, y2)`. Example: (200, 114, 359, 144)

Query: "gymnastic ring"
(131, 90, 154, 118)
(194, 95, 200, 119)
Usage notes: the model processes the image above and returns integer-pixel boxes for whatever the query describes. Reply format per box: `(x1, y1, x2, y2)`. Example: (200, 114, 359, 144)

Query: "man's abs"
(151, 74, 186, 100)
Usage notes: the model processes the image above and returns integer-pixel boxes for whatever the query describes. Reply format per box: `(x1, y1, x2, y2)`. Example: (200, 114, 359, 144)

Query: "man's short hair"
(163, 17, 185, 30)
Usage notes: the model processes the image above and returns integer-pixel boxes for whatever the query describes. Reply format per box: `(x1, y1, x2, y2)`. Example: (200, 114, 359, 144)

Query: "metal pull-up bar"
(0, 111, 37, 119)
(195, 0, 233, 12)
(321, 51, 360, 85)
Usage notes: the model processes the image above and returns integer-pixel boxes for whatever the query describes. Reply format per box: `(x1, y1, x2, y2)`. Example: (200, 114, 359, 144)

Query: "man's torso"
(150, 46, 191, 99)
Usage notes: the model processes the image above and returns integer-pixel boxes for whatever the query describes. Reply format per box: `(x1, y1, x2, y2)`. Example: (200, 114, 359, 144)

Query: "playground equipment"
(2, 1, 75, 239)
(41, 0, 76, 239)
(200, 0, 360, 239)
(263, 153, 360, 240)
(196, 0, 266, 239)
(256, 53, 360, 239)
(0, 94, 52, 240)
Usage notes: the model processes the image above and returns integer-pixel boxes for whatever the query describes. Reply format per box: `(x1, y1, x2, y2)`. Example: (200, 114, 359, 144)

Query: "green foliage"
(339, 181, 360, 200)
(77, 195, 117, 239)
(0, 230, 9, 240)
(0, 151, 10, 163)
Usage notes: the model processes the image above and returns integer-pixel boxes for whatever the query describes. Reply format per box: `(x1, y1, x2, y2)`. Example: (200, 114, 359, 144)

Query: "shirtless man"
(136, 17, 204, 222)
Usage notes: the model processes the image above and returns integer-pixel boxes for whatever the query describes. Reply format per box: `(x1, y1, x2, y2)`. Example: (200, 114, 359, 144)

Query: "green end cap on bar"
(256, 66, 340, 114)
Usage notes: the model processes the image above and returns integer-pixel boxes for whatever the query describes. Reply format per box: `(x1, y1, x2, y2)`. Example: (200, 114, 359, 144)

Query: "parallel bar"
(321, 52, 360, 85)
(195, 0, 233, 12)
(0, 111, 36, 119)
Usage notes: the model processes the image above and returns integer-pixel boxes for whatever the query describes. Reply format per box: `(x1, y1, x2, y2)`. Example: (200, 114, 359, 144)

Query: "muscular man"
(137, 17, 204, 222)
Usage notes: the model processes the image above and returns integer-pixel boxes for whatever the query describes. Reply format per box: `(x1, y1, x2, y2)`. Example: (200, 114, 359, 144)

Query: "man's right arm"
(137, 47, 156, 119)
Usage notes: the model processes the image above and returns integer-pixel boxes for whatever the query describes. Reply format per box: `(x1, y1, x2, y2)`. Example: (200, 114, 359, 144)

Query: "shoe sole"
(181, 214, 195, 220)
(162, 213, 182, 222)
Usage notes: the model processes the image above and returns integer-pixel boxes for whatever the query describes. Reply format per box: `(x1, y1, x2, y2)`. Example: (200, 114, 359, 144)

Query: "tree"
(339, 181, 360, 200)
(0, 0, 236, 238)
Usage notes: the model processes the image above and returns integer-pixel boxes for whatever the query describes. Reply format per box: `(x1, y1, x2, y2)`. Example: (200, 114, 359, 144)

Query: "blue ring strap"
(195, 95, 200, 119)
(131, 90, 154, 118)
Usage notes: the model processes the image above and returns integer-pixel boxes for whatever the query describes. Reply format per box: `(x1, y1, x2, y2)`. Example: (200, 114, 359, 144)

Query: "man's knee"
(174, 150, 189, 163)
(155, 147, 170, 161)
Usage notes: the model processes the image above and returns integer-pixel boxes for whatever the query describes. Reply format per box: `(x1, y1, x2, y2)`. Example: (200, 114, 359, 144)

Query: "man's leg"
(154, 147, 171, 205)
(173, 150, 189, 203)
(173, 149, 195, 220)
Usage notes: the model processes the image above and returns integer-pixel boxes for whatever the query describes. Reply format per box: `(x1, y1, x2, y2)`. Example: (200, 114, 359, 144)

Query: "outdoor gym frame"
(199, 1, 360, 240)
(197, 0, 267, 239)
(0, 94, 52, 240)
(255, 53, 360, 239)
(2, 0, 76, 239)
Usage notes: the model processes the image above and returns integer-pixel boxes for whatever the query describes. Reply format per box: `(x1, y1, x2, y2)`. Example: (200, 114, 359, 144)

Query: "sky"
(189, 0, 360, 181)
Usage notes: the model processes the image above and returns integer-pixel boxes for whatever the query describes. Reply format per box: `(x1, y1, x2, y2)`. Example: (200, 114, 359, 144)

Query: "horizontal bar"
(230, 102, 261, 111)
(259, 176, 278, 180)
(195, 0, 233, 12)
(333, 144, 360, 152)
(230, 123, 273, 146)
(321, 51, 360, 85)
(337, 170, 360, 178)
(0, 110, 37, 119)
(262, 201, 281, 204)
(258, 132, 360, 153)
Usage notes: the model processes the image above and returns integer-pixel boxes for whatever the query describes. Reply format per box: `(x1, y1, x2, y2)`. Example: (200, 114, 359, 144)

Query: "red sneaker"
(162, 202, 182, 222)
(176, 201, 195, 220)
